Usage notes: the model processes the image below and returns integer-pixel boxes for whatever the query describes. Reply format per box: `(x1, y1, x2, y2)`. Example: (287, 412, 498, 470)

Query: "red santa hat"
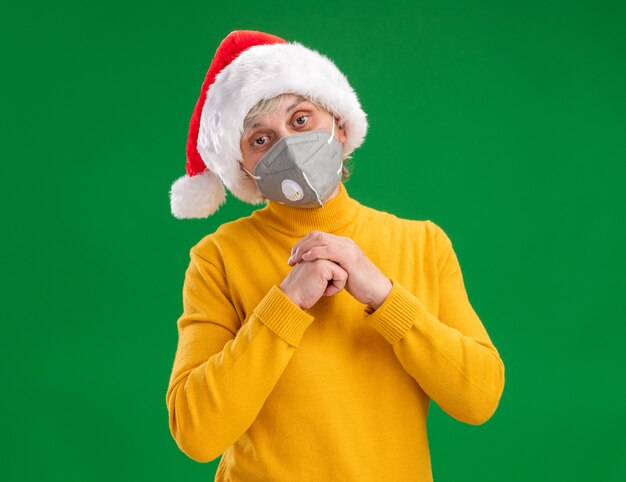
(169, 30, 368, 219)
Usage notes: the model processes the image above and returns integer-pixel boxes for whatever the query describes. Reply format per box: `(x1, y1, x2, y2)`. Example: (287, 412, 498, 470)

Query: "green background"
(3, 0, 625, 480)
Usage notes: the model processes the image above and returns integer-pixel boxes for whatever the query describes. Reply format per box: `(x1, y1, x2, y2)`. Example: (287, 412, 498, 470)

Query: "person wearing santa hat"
(165, 30, 505, 481)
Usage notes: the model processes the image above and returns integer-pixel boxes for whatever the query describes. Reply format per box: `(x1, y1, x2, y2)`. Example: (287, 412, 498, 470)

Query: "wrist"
(367, 278, 392, 311)
(279, 285, 303, 310)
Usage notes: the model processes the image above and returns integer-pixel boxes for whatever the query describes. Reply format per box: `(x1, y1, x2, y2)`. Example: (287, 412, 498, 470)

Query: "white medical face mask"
(242, 118, 343, 208)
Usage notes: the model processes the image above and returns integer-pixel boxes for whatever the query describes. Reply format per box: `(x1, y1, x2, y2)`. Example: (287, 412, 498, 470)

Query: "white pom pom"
(169, 170, 226, 219)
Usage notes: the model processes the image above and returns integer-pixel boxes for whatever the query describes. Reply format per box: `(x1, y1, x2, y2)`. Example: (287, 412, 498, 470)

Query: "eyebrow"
(250, 98, 309, 129)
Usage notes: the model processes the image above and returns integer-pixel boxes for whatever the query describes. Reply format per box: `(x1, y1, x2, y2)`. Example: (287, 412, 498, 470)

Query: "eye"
(253, 135, 268, 146)
(294, 115, 309, 126)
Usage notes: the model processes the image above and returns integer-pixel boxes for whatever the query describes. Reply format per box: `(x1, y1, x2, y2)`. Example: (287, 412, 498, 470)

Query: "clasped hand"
(278, 230, 392, 311)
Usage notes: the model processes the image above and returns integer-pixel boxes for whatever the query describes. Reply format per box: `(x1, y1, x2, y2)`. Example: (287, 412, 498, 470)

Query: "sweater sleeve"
(165, 248, 315, 463)
(363, 222, 505, 425)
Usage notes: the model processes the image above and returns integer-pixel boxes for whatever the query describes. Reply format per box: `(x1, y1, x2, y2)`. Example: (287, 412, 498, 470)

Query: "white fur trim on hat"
(169, 170, 226, 219)
(197, 41, 368, 204)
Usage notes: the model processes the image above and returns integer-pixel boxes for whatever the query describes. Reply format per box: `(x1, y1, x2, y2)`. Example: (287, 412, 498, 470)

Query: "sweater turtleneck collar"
(250, 182, 361, 237)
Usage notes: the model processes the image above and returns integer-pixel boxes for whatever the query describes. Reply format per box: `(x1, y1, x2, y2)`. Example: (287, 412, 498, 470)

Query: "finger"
(289, 232, 326, 265)
(289, 240, 324, 265)
(289, 231, 343, 264)
(289, 230, 323, 257)
(324, 263, 348, 296)
(324, 282, 340, 297)
(300, 245, 349, 270)
(290, 235, 348, 266)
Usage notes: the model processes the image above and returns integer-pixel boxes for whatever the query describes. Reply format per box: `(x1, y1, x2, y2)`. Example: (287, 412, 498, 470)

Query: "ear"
(335, 116, 348, 144)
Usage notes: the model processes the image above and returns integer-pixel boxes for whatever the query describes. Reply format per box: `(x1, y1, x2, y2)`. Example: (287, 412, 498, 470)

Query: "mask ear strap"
(242, 163, 261, 179)
(327, 117, 336, 145)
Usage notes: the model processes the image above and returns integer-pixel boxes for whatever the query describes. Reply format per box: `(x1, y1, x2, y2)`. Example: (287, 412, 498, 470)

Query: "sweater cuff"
(254, 285, 315, 347)
(364, 278, 422, 344)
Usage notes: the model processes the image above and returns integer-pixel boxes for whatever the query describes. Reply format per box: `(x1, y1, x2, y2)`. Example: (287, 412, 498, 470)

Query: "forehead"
(252, 95, 318, 125)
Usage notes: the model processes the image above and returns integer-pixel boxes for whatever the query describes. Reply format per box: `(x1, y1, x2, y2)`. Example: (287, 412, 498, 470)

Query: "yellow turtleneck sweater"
(165, 182, 505, 481)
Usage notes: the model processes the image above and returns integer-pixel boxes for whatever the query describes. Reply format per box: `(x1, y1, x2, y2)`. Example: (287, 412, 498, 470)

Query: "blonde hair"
(242, 93, 354, 182)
